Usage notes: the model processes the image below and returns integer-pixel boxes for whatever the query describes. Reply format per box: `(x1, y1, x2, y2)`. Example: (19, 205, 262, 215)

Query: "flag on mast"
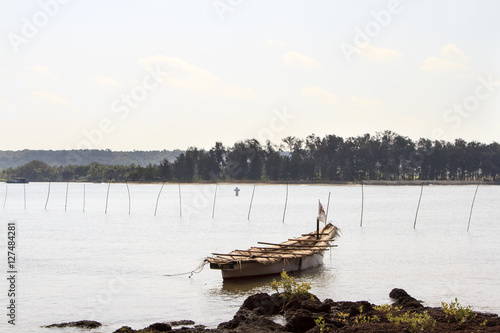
(318, 200, 326, 222)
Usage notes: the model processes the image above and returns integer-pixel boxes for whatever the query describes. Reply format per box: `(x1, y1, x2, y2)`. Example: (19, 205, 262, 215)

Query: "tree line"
(0, 149, 182, 169)
(1, 131, 499, 183)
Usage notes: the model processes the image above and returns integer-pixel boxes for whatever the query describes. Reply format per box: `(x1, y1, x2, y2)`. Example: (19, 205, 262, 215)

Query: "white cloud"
(283, 51, 322, 69)
(348, 96, 385, 119)
(301, 89, 385, 114)
(402, 116, 428, 127)
(0, 100, 18, 121)
(266, 39, 285, 48)
(301, 86, 339, 106)
(350, 96, 385, 108)
(357, 43, 402, 63)
(138, 55, 256, 99)
(421, 57, 467, 72)
(421, 44, 469, 72)
(225, 84, 256, 99)
(440, 44, 469, 61)
(31, 65, 52, 76)
(93, 76, 122, 88)
(29, 91, 70, 107)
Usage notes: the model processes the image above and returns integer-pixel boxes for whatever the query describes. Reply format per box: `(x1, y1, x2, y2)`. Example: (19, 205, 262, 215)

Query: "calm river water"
(1, 183, 499, 332)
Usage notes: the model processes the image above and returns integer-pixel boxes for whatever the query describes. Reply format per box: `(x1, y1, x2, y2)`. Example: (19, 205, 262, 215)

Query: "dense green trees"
(1, 131, 499, 183)
(0, 149, 182, 169)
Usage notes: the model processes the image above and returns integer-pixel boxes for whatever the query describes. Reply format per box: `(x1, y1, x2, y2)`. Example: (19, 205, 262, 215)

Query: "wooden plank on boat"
(240, 249, 314, 255)
(211, 252, 299, 259)
(289, 238, 332, 242)
(251, 246, 315, 251)
(257, 241, 335, 248)
(302, 233, 330, 236)
(212, 252, 272, 258)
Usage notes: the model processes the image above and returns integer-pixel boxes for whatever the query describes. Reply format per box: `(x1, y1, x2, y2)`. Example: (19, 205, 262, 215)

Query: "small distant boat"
(6, 177, 29, 184)
(207, 206, 338, 280)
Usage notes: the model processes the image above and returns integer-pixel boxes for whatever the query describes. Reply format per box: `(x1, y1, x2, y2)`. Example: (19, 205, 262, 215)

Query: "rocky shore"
(46, 288, 500, 332)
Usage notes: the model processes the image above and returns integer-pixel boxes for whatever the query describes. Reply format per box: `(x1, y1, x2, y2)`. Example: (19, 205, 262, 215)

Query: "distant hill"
(0, 149, 183, 169)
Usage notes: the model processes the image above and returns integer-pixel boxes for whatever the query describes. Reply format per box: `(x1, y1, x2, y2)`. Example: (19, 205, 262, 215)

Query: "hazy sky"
(1, 0, 499, 151)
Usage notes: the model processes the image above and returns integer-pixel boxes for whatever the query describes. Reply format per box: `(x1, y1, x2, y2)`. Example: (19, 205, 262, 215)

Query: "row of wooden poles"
(3, 181, 482, 231)
(3, 182, 215, 218)
(1, 182, 131, 215)
(359, 180, 481, 232)
(1, 182, 302, 224)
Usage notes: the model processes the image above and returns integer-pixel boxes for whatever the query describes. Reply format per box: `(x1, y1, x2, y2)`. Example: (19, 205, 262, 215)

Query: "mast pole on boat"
(316, 218, 319, 239)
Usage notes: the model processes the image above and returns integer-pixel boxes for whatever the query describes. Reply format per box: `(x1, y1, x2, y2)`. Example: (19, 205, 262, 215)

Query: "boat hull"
(216, 252, 325, 280)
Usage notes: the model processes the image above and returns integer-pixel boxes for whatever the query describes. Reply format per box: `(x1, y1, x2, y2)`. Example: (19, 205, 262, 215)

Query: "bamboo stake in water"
(83, 184, 86, 213)
(105, 181, 111, 214)
(3, 184, 7, 209)
(247, 185, 256, 220)
(64, 182, 69, 211)
(413, 184, 424, 229)
(325, 196, 333, 259)
(325, 191, 331, 223)
(178, 183, 182, 218)
(360, 180, 364, 227)
(467, 180, 481, 232)
(23, 183, 26, 210)
(154, 182, 165, 217)
(126, 182, 131, 215)
(212, 183, 218, 219)
(45, 182, 51, 210)
(282, 182, 288, 223)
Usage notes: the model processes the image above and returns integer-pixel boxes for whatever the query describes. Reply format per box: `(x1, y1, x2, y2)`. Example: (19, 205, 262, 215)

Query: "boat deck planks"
(206, 223, 338, 267)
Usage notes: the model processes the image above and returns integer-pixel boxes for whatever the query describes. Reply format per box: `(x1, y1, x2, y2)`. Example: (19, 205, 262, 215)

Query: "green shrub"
(270, 270, 312, 309)
(337, 311, 349, 323)
(373, 304, 435, 332)
(441, 298, 476, 324)
(314, 316, 329, 332)
(387, 310, 436, 333)
(354, 314, 381, 324)
(374, 304, 402, 313)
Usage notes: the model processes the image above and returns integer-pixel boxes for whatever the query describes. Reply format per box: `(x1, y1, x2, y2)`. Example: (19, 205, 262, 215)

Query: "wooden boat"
(206, 222, 338, 280)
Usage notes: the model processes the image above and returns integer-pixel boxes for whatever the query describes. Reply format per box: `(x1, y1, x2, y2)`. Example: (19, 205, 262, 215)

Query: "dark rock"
(75, 289, 500, 332)
(285, 308, 317, 333)
(388, 288, 410, 300)
(193, 325, 207, 329)
(145, 322, 172, 331)
(44, 320, 102, 329)
(113, 326, 135, 333)
(389, 288, 423, 309)
(285, 293, 330, 313)
(112, 323, 173, 333)
(171, 326, 212, 333)
(218, 308, 252, 330)
(333, 301, 373, 317)
(218, 308, 287, 332)
(169, 320, 195, 326)
(322, 298, 335, 307)
(239, 292, 282, 316)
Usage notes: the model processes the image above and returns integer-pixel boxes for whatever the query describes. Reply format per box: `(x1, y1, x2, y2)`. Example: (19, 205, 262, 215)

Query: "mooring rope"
(164, 260, 208, 278)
